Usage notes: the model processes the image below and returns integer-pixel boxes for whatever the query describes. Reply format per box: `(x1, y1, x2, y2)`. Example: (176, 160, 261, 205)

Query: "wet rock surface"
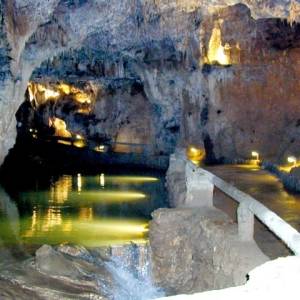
(0, 243, 160, 300)
(149, 207, 268, 296)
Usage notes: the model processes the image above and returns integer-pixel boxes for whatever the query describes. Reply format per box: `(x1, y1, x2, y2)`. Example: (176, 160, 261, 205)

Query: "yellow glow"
(50, 175, 72, 204)
(28, 82, 95, 110)
(74, 92, 91, 104)
(77, 174, 82, 192)
(44, 88, 60, 99)
(96, 191, 146, 200)
(23, 216, 149, 247)
(79, 207, 93, 221)
(76, 134, 83, 140)
(287, 156, 297, 164)
(187, 146, 205, 165)
(27, 82, 35, 102)
(251, 151, 259, 159)
(50, 117, 72, 138)
(73, 140, 86, 148)
(207, 21, 231, 66)
(58, 83, 71, 95)
(100, 173, 105, 187)
(57, 140, 72, 146)
(105, 176, 159, 184)
(28, 207, 63, 232)
(94, 145, 106, 152)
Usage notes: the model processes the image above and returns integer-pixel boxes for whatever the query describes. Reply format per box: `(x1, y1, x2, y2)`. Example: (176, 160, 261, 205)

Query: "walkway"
(205, 164, 300, 258)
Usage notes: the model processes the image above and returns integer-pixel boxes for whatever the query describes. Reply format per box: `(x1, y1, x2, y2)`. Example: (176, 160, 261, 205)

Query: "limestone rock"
(1, 2, 300, 165)
(149, 207, 268, 296)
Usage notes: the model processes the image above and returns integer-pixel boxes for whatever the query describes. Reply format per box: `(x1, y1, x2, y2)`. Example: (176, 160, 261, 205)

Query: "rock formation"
(1, 1, 300, 165)
(149, 207, 268, 295)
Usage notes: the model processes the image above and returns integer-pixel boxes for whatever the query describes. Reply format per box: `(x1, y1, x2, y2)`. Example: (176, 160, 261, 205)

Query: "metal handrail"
(186, 160, 300, 255)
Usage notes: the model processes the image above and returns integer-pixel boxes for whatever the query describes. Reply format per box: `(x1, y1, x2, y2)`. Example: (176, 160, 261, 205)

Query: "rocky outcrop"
(1, 1, 300, 165)
(149, 207, 268, 296)
(0, 243, 163, 300)
(157, 256, 300, 299)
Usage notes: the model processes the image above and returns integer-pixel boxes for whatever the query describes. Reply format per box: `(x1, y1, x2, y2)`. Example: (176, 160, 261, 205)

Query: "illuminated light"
(29, 128, 33, 133)
(27, 82, 35, 102)
(207, 21, 231, 66)
(22, 215, 149, 247)
(32, 134, 38, 139)
(77, 174, 82, 192)
(57, 140, 72, 146)
(251, 151, 259, 161)
(95, 191, 147, 200)
(50, 175, 72, 204)
(50, 117, 72, 138)
(75, 134, 83, 140)
(75, 220, 149, 235)
(79, 207, 93, 221)
(94, 145, 106, 153)
(74, 92, 91, 104)
(77, 108, 92, 114)
(73, 140, 86, 148)
(58, 83, 71, 95)
(44, 88, 60, 100)
(187, 146, 205, 165)
(105, 176, 159, 184)
(100, 173, 105, 187)
(287, 156, 297, 166)
(68, 190, 147, 203)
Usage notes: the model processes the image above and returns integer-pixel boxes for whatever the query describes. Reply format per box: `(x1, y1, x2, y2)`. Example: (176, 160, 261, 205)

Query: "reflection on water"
(0, 173, 166, 249)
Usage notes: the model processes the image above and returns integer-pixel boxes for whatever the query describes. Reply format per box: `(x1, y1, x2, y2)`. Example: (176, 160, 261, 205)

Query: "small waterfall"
(105, 244, 164, 300)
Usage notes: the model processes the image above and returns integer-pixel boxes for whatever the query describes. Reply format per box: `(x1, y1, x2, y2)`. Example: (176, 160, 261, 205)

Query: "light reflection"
(57, 140, 72, 146)
(79, 207, 93, 221)
(8, 173, 164, 248)
(73, 140, 86, 148)
(23, 216, 148, 247)
(77, 174, 82, 192)
(100, 173, 105, 187)
(104, 176, 159, 184)
(50, 175, 72, 204)
(94, 145, 107, 153)
(68, 191, 147, 202)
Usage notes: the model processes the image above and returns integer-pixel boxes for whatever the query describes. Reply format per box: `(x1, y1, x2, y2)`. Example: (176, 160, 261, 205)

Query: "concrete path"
(205, 164, 300, 258)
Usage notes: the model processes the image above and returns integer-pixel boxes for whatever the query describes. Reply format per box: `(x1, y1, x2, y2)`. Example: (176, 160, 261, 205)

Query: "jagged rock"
(157, 256, 300, 299)
(149, 207, 268, 296)
(1, 2, 300, 165)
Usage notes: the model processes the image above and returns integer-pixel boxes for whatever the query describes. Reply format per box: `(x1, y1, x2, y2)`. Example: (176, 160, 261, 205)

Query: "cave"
(1, 1, 300, 299)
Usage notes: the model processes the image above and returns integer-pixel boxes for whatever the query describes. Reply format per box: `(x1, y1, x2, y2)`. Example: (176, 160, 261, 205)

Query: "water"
(0, 172, 167, 250)
(106, 256, 164, 300)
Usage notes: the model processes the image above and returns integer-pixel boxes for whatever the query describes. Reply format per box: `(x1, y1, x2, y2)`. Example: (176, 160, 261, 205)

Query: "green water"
(0, 173, 166, 249)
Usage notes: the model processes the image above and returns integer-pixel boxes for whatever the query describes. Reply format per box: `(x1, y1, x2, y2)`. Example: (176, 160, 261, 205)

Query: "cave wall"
(199, 5, 300, 162)
(1, 1, 300, 165)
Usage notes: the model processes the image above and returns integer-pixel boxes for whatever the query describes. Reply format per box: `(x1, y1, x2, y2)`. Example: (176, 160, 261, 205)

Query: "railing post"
(185, 162, 214, 208)
(238, 202, 254, 241)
